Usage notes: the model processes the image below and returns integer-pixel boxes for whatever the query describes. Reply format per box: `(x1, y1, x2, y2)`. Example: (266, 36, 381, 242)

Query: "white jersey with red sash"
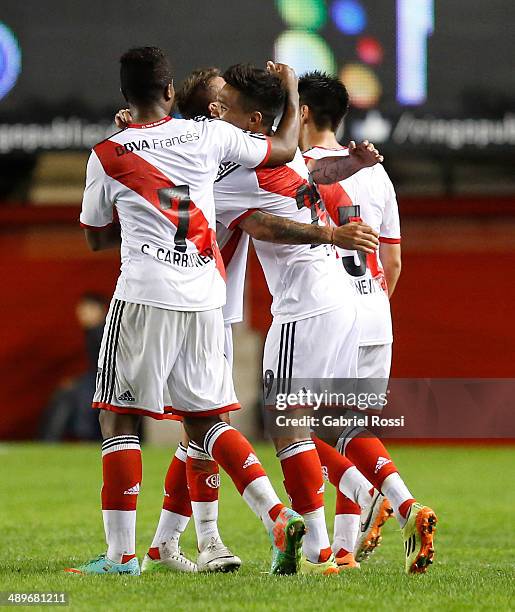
(214, 148, 354, 325)
(303, 146, 401, 345)
(80, 115, 270, 312)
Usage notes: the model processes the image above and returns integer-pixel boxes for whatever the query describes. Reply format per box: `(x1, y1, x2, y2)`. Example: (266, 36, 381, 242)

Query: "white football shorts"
(92, 299, 239, 419)
(357, 343, 392, 379)
(224, 323, 234, 369)
(262, 305, 359, 399)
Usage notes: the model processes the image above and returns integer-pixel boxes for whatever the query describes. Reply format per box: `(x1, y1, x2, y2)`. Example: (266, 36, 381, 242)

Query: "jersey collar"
(127, 116, 172, 129)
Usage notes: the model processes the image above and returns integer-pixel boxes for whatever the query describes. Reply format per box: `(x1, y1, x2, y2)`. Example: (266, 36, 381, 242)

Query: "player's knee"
(182, 415, 221, 448)
(99, 409, 140, 439)
(273, 436, 309, 453)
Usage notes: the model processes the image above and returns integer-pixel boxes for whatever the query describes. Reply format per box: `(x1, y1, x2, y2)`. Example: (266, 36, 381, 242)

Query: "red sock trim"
(345, 436, 399, 490)
(162, 454, 192, 517)
(312, 435, 354, 485)
(399, 498, 416, 519)
(186, 456, 220, 502)
(121, 554, 136, 564)
(268, 503, 284, 523)
(334, 547, 351, 558)
(147, 547, 160, 560)
(210, 428, 267, 495)
(281, 448, 324, 515)
(319, 547, 332, 563)
(335, 491, 361, 515)
(101, 448, 142, 511)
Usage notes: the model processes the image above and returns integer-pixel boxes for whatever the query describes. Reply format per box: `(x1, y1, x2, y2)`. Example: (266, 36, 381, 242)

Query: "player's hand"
(348, 140, 384, 167)
(332, 222, 379, 253)
(114, 108, 133, 129)
(266, 61, 298, 92)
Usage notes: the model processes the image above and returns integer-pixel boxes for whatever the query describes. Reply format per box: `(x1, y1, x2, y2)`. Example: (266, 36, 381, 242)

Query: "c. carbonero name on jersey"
(115, 132, 201, 156)
(141, 241, 217, 267)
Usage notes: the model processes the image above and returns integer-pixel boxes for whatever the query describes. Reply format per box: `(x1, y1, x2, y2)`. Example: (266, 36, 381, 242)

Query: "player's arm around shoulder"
(238, 210, 378, 252)
(80, 149, 120, 252)
(308, 140, 384, 184)
(238, 210, 331, 244)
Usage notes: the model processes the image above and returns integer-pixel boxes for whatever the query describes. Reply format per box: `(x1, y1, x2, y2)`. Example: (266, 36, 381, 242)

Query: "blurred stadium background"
(1, 0, 514, 443)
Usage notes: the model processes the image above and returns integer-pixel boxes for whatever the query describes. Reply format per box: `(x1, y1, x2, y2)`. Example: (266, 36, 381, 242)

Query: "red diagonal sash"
(94, 140, 225, 278)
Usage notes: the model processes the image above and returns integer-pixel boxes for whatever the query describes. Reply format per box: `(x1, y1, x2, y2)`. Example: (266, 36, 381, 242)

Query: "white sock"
(381, 472, 414, 527)
(339, 466, 373, 509)
(242, 475, 282, 531)
(332, 514, 360, 556)
(102, 509, 136, 563)
(150, 509, 190, 552)
(191, 500, 220, 550)
(303, 508, 332, 563)
(187, 442, 221, 550)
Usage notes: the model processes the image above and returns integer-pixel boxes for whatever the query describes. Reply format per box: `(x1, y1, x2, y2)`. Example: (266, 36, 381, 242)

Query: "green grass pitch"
(1, 442, 514, 611)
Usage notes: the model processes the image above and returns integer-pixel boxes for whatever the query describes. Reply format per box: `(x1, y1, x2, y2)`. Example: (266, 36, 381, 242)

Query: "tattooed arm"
(307, 140, 384, 185)
(238, 211, 378, 253)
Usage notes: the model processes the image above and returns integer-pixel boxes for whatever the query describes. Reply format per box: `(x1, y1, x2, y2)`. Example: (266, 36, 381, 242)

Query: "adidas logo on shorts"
(374, 456, 392, 473)
(242, 453, 260, 469)
(123, 483, 140, 495)
(118, 390, 135, 402)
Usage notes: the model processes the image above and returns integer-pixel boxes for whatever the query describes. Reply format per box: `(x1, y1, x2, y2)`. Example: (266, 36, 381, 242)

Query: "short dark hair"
(298, 71, 350, 131)
(120, 46, 173, 105)
(222, 64, 285, 129)
(175, 67, 221, 119)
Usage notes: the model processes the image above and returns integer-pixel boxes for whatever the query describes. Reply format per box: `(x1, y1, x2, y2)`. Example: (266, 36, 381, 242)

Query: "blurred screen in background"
(0, 0, 514, 196)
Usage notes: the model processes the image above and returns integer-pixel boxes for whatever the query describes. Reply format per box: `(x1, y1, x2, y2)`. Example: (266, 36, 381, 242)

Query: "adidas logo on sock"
(123, 483, 140, 495)
(374, 456, 392, 474)
(118, 390, 135, 402)
(242, 453, 260, 469)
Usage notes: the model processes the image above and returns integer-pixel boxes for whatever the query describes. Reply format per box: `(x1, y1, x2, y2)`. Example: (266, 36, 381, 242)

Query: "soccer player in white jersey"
(211, 64, 386, 576)
(66, 47, 319, 577)
(299, 71, 437, 574)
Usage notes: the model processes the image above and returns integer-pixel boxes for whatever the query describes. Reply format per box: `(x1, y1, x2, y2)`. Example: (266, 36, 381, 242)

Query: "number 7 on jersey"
(157, 185, 191, 253)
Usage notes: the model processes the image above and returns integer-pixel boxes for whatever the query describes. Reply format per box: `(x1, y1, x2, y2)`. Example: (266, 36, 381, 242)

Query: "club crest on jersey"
(205, 474, 221, 489)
